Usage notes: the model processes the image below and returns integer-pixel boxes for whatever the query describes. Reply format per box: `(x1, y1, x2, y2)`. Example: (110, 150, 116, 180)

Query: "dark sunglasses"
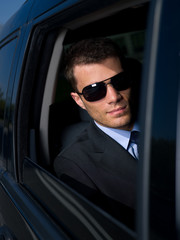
(77, 71, 132, 102)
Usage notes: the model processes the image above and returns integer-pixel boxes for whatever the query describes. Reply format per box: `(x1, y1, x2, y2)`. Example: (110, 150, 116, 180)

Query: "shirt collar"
(94, 121, 139, 150)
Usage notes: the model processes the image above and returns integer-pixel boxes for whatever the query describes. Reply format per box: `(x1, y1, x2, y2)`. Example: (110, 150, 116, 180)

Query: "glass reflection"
(0, 38, 17, 162)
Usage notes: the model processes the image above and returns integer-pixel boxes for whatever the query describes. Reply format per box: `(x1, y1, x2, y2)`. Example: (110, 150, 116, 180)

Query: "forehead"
(74, 57, 123, 89)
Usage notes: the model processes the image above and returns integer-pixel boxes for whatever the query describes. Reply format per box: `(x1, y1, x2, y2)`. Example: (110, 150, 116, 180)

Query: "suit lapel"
(87, 121, 137, 207)
(88, 121, 136, 168)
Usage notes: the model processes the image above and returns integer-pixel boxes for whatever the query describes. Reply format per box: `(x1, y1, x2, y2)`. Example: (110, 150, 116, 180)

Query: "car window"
(0, 37, 18, 167)
(51, 5, 148, 161)
(50, 30, 145, 159)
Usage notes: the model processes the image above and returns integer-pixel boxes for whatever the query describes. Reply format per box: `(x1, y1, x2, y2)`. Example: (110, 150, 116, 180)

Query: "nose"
(105, 84, 122, 103)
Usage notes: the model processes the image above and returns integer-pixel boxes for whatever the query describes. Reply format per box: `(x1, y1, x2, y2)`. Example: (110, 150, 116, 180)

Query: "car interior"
(42, 2, 150, 171)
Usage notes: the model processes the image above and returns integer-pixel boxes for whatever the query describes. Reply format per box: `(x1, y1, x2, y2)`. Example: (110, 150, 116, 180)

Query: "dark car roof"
(0, 0, 84, 42)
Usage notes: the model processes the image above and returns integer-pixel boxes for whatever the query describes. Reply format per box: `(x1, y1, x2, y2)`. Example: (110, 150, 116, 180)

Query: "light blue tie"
(128, 131, 140, 159)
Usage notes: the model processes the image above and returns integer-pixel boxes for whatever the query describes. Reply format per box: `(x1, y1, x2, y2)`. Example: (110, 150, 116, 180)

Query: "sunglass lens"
(83, 83, 106, 102)
(112, 72, 131, 91)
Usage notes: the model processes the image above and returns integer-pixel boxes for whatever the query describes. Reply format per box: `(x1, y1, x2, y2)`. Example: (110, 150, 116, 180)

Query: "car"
(0, 0, 179, 239)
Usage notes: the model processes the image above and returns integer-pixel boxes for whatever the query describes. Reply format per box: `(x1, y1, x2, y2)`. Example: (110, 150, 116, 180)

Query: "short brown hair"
(64, 37, 126, 90)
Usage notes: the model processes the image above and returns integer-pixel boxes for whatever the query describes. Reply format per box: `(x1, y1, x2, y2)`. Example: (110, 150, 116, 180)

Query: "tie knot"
(130, 131, 140, 145)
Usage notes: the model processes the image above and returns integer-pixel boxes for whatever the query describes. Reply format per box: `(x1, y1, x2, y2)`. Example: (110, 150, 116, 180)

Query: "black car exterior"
(0, 0, 179, 239)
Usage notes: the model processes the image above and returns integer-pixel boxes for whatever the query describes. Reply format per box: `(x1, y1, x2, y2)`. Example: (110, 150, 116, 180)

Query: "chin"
(113, 119, 132, 130)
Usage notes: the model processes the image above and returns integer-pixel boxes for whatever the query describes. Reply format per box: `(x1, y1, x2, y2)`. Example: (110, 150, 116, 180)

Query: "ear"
(71, 92, 86, 110)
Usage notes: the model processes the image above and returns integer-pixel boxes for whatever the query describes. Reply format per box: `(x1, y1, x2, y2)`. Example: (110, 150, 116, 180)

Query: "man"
(54, 38, 141, 229)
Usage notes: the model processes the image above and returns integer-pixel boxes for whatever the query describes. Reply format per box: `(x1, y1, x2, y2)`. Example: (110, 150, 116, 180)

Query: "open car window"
(47, 3, 149, 166)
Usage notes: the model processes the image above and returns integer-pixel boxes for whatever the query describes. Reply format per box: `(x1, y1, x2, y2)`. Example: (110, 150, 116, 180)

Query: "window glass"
(148, 5, 178, 237)
(149, 69, 177, 240)
(0, 38, 17, 164)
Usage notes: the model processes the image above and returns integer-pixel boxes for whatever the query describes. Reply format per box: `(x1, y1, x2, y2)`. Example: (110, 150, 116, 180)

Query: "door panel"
(0, 171, 68, 240)
(23, 158, 136, 240)
(138, 0, 179, 239)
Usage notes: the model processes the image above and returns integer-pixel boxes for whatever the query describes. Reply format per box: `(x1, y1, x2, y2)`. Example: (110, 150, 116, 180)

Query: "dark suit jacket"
(54, 121, 137, 229)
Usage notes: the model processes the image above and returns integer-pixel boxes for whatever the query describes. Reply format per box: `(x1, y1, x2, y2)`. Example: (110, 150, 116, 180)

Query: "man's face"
(71, 57, 133, 131)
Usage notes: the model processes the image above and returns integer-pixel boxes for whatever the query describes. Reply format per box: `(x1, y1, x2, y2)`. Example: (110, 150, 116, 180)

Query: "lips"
(108, 105, 127, 115)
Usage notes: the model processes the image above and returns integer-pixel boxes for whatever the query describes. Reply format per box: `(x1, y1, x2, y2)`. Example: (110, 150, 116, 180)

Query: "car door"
(137, 0, 180, 239)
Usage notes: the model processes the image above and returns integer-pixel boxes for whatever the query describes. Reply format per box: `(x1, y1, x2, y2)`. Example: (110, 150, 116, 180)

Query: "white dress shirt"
(94, 121, 139, 159)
